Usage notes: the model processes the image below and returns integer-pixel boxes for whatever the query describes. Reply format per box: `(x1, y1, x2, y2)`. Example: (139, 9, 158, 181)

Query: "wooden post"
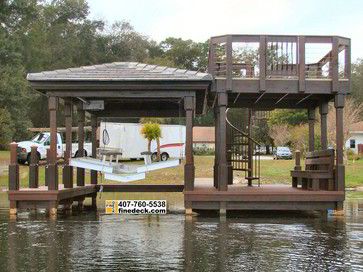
(335, 94, 345, 193)
(259, 35, 266, 91)
(213, 107, 219, 188)
(226, 120, 233, 185)
(308, 107, 315, 152)
(226, 35, 233, 91)
(292, 150, 301, 188)
(45, 148, 50, 187)
(298, 36, 305, 92)
(247, 109, 253, 186)
(90, 115, 98, 209)
(217, 92, 228, 191)
(184, 96, 195, 191)
(9, 142, 19, 191)
(28, 145, 39, 188)
(331, 37, 339, 93)
(90, 115, 98, 185)
(48, 96, 58, 190)
(63, 99, 73, 188)
(294, 150, 301, 171)
(77, 106, 85, 187)
(319, 102, 328, 150)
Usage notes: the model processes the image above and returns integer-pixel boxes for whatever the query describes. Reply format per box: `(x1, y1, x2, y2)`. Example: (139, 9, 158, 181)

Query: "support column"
(247, 109, 253, 186)
(48, 96, 58, 191)
(90, 115, 98, 184)
(213, 107, 219, 188)
(63, 99, 73, 188)
(29, 145, 39, 188)
(226, 119, 233, 185)
(335, 94, 345, 193)
(184, 96, 195, 191)
(90, 115, 98, 209)
(319, 102, 328, 150)
(77, 106, 85, 187)
(308, 107, 315, 152)
(217, 92, 228, 191)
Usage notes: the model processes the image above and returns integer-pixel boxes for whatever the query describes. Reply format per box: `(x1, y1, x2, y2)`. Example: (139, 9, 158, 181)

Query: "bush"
(193, 146, 215, 156)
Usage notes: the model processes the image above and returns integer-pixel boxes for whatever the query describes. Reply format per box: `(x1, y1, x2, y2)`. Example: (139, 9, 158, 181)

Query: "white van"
(99, 122, 186, 161)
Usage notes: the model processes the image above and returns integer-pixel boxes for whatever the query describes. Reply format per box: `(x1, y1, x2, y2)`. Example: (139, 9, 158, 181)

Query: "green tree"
(352, 59, 363, 110)
(268, 109, 308, 126)
(140, 123, 162, 161)
(0, 108, 15, 149)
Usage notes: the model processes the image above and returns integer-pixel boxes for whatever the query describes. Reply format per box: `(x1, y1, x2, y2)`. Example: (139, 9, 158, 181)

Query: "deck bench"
(291, 149, 335, 191)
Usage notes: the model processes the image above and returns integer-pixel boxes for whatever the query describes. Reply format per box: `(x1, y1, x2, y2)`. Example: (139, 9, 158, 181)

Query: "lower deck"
(8, 180, 344, 213)
(185, 179, 344, 211)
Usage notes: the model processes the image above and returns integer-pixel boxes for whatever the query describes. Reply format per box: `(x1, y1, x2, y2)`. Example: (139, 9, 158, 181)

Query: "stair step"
(245, 177, 260, 180)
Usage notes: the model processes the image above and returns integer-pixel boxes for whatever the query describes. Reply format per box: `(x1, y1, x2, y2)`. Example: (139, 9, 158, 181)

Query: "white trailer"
(99, 122, 186, 161)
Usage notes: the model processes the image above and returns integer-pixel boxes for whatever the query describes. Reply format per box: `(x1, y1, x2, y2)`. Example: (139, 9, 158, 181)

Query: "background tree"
(140, 123, 162, 161)
(269, 124, 291, 147)
(327, 97, 363, 150)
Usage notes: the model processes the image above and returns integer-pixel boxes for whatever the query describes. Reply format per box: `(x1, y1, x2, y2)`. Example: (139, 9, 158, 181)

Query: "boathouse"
(8, 34, 350, 215)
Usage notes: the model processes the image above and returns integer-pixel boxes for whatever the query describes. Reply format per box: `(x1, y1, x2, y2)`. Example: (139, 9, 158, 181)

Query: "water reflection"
(0, 200, 362, 271)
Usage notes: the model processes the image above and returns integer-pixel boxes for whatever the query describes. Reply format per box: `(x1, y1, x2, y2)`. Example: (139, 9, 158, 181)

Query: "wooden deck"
(185, 180, 344, 211)
(8, 184, 97, 210)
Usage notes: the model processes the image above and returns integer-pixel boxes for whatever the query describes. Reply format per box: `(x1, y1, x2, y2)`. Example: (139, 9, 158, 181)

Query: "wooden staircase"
(226, 109, 261, 186)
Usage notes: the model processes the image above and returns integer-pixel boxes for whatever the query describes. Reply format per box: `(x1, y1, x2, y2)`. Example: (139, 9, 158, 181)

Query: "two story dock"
(8, 34, 350, 215)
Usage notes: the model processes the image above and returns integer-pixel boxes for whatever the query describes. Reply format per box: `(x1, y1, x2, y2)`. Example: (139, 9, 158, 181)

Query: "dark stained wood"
(77, 106, 85, 186)
(319, 102, 328, 150)
(28, 145, 39, 188)
(63, 99, 73, 188)
(299, 36, 305, 92)
(8, 185, 97, 202)
(184, 96, 195, 191)
(335, 94, 345, 192)
(331, 37, 339, 93)
(308, 107, 315, 151)
(259, 36, 267, 91)
(90, 115, 98, 185)
(291, 149, 335, 191)
(8, 142, 19, 191)
(99, 184, 184, 192)
(48, 96, 58, 191)
(226, 35, 233, 91)
(217, 92, 228, 191)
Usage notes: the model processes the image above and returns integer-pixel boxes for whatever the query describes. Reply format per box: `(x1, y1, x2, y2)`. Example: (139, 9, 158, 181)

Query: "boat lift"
(69, 150, 180, 182)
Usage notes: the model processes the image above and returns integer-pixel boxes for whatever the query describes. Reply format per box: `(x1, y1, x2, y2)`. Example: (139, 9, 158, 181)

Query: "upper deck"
(208, 35, 350, 96)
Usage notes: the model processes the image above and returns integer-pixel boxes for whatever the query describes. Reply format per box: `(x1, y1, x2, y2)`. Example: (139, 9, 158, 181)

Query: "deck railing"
(208, 35, 351, 92)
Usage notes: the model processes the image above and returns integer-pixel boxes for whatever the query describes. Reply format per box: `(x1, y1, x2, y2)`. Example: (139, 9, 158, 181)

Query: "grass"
(0, 152, 362, 189)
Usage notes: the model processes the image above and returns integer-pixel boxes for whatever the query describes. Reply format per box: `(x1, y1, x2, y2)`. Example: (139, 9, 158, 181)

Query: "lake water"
(0, 200, 362, 271)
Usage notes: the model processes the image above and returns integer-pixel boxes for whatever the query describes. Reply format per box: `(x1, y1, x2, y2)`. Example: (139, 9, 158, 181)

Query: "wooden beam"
(48, 96, 58, 191)
(331, 37, 339, 93)
(217, 92, 228, 191)
(8, 142, 19, 191)
(335, 94, 345, 192)
(63, 99, 73, 188)
(46, 90, 196, 98)
(259, 35, 267, 92)
(90, 115, 98, 185)
(298, 36, 305, 93)
(308, 108, 315, 152)
(226, 35, 233, 91)
(319, 102, 328, 150)
(184, 96, 195, 191)
(77, 106, 85, 187)
(98, 184, 184, 192)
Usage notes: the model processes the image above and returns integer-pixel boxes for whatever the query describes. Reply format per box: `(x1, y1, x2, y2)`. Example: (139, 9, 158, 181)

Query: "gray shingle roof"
(27, 62, 213, 81)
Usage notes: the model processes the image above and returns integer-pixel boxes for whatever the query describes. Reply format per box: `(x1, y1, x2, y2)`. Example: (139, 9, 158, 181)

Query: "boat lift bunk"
(69, 151, 180, 182)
